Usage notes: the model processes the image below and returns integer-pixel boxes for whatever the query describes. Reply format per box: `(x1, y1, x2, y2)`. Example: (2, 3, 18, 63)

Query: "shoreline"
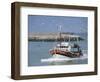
(28, 33, 84, 41)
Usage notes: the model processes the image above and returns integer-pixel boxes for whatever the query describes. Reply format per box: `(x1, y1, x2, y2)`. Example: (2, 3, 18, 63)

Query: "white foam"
(41, 53, 87, 63)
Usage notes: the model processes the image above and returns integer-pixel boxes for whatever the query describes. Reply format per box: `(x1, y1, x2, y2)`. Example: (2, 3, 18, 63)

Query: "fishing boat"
(49, 26, 83, 58)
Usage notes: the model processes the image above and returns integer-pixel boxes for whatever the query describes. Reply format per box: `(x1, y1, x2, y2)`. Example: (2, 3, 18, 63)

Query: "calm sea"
(28, 33, 88, 66)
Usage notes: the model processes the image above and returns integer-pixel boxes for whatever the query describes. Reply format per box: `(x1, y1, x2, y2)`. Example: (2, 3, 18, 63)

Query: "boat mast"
(69, 36, 70, 43)
(59, 25, 62, 46)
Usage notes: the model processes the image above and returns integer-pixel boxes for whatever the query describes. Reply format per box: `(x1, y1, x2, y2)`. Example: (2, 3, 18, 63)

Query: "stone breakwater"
(28, 33, 84, 41)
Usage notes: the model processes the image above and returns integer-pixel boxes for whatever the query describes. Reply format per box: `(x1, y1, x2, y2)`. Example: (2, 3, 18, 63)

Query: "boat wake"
(41, 52, 87, 63)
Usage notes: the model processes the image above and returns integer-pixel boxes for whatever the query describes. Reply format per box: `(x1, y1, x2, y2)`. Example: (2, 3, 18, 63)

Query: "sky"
(28, 15, 88, 33)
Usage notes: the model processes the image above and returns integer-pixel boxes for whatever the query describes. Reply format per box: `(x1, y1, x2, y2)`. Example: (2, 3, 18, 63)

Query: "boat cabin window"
(56, 46, 68, 48)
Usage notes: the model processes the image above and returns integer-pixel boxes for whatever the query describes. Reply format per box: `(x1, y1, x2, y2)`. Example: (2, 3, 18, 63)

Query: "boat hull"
(49, 49, 83, 58)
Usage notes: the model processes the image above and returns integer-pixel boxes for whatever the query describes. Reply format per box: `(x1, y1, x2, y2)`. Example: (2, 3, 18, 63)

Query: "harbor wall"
(28, 33, 83, 41)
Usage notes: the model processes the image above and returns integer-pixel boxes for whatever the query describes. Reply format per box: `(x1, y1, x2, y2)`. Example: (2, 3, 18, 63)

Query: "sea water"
(28, 33, 88, 66)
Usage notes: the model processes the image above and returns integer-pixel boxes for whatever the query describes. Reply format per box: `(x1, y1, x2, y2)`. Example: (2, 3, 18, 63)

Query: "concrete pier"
(28, 33, 83, 41)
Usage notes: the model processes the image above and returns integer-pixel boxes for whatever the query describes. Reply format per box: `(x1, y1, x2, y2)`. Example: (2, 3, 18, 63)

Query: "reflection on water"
(47, 59, 87, 65)
(49, 60, 75, 65)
